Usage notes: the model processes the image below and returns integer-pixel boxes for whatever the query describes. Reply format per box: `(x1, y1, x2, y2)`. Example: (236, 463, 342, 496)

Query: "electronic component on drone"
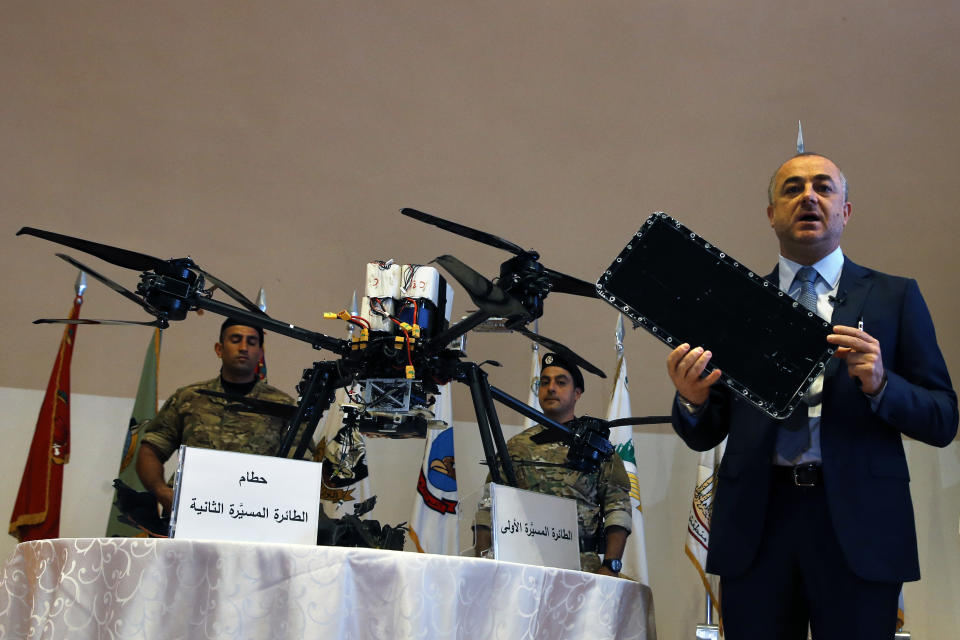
(329, 261, 458, 437)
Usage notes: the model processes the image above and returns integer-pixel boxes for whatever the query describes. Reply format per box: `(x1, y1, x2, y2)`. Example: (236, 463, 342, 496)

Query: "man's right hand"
(666, 343, 722, 406)
(136, 441, 175, 513)
(154, 486, 174, 513)
(474, 526, 492, 558)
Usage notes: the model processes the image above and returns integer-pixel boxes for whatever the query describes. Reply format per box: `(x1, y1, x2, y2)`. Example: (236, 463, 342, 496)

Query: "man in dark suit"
(666, 152, 958, 639)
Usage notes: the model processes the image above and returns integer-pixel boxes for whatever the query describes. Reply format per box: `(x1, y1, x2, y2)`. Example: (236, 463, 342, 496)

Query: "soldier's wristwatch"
(601, 557, 622, 573)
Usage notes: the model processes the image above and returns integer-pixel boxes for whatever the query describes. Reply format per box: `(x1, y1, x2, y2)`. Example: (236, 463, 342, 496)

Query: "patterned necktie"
(796, 266, 819, 316)
(775, 266, 819, 461)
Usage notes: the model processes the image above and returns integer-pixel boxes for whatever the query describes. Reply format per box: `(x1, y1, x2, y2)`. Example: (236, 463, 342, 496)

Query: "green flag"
(105, 329, 161, 537)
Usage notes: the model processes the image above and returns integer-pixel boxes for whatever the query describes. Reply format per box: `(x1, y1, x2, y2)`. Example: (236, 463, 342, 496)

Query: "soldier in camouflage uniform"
(475, 353, 632, 576)
(137, 318, 298, 511)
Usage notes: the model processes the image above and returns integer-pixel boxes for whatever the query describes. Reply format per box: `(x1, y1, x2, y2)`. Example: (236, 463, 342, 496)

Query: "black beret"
(541, 352, 584, 391)
(219, 317, 265, 343)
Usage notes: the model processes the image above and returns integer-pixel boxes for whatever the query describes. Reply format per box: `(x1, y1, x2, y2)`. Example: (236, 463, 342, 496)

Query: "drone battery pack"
(398, 301, 442, 338)
(400, 265, 441, 302)
(360, 296, 396, 332)
(596, 212, 834, 419)
(400, 265, 454, 324)
(366, 262, 402, 299)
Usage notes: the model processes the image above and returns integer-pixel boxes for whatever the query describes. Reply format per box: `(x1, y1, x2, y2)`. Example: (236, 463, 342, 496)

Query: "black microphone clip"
(828, 290, 848, 306)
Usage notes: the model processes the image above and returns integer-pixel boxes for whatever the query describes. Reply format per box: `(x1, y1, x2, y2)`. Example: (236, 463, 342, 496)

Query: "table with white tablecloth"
(0, 538, 655, 639)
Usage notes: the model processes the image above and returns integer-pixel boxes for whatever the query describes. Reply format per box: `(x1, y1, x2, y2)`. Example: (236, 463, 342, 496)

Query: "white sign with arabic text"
(491, 483, 580, 570)
(171, 446, 321, 545)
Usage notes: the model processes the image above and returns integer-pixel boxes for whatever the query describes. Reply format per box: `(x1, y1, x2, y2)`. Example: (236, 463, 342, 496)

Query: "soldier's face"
(538, 366, 582, 423)
(215, 325, 262, 382)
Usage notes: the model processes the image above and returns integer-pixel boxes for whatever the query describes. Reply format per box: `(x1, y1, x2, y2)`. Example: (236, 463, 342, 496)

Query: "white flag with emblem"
(605, 316, 650, 585)
(685, 437, 726, 617)
(409, 384, 459, 554)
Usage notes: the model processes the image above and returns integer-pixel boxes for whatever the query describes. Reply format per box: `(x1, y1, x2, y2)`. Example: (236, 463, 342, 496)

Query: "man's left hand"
(827, 325, 885, 394)
(596, 565, 619, 578)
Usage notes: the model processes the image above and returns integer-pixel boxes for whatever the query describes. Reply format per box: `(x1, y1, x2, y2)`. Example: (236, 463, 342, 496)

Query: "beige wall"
(2, 1, 959, 636)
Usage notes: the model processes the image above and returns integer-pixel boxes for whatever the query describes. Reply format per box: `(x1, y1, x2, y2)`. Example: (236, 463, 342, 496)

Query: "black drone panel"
(596, 213, 834, 419)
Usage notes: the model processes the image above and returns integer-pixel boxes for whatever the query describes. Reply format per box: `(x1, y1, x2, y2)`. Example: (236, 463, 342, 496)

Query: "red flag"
(8, 293, 83, 542)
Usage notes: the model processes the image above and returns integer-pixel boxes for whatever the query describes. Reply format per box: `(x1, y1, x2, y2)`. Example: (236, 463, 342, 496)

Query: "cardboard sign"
(170, 446, 322, 545)
(490, 483, 580, 570)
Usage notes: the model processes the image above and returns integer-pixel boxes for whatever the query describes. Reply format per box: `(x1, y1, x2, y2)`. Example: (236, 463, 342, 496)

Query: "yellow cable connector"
(410, 325, 421, 338)
(405, 365, 416, 379)
(351, 327, 369, 350)
(322, 310, 353, 322)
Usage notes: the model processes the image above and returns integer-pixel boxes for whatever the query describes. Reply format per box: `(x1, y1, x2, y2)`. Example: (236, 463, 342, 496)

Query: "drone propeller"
(515, 327, 605, 378)
(543, 267, 598, 298)
(18, 227, 165, 271)
(196, 270, 265, 316)
(19, 227, 267, 316)
(402, 209, 598, 300)
(433, 255, 528, 319)
(33, 318, 168, 328)
(401, 208, 528, 256)
(55, 253, 161, 316)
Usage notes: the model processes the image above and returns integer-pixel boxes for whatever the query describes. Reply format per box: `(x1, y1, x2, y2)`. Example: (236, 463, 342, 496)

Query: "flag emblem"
(426, 427, 457, 492)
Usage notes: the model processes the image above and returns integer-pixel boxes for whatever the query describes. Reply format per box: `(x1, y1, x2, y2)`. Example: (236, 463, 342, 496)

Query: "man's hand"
(474, 526, 492, 558)
(666, 344, 723, 406)
(597, 525, 629, 577)
(153, 486, 174, 513)
(136, 442, 175, 512)
(827, 325, 885, 394)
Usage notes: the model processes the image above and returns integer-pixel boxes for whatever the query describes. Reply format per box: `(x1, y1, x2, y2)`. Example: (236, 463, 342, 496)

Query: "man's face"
(537, 366, 582, 423)
(767, 155, 851, 264)
(214, 325, 262, 382)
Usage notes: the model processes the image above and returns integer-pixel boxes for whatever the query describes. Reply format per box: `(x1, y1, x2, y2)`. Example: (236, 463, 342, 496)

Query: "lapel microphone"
(828, 291, 848, 306)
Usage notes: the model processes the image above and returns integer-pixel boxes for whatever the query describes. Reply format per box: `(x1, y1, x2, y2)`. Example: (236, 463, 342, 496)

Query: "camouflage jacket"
(476, 424, 633, 571)
(141, 377, 299, 462)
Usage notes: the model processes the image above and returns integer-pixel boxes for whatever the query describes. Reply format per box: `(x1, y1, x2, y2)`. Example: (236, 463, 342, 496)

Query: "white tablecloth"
(0, 538, 655, 639)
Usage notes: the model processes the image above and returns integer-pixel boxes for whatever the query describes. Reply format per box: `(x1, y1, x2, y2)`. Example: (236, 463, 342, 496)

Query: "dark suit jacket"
(672, 258, 957, 582)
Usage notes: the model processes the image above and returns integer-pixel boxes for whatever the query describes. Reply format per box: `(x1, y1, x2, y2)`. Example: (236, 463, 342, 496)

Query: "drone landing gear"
(275, 361, 340, 460)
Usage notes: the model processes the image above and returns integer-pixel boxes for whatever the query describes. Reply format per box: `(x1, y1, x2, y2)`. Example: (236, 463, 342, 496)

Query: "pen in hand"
(854, 316, 864, 387)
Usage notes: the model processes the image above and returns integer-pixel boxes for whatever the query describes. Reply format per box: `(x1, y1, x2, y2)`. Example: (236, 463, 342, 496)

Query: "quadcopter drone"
(18, 208, 617, 484)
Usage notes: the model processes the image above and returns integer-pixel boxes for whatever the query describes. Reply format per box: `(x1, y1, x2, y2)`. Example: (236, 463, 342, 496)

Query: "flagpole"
(696, 593, 718, 640)
(605, 314, 651, 586)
